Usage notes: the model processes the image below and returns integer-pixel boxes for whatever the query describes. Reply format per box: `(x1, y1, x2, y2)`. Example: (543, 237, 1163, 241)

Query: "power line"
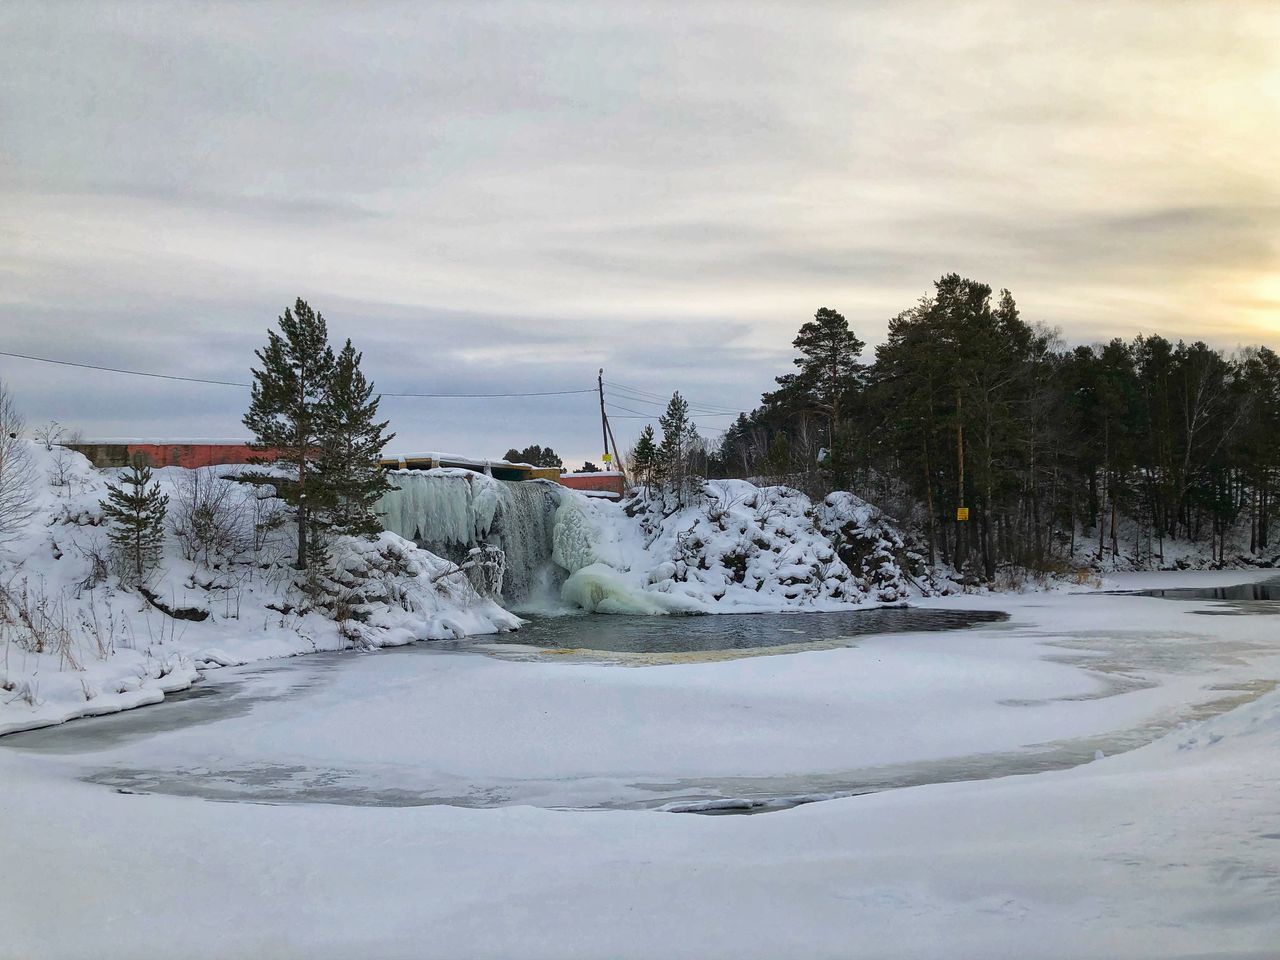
(605, 382, 741, 416)
(384, 388, 595, 398)
(606, 378, 741, 413)
(606, 402, 737, 420)
(606, 389, 741, 418)
(0, 349, 596, 398)
(603, 380, 667, 401)
(605, 401, 657, 418)
(0, 349, 252, 387)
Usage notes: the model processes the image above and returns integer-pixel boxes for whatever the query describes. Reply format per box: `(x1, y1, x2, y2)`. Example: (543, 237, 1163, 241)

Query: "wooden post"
(598, 368, 610, 464)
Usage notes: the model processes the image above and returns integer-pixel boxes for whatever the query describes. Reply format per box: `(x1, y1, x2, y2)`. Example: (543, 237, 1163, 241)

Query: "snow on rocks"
(813, 491, 913, 602)
(561, 479, 915, 613)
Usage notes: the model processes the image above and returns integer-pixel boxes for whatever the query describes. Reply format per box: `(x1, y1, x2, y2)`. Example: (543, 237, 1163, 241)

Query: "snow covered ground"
(2, 571, 1279, 959)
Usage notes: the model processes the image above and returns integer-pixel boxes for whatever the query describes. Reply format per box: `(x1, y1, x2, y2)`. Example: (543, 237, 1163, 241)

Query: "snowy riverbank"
(0, 444, 519, 736)
(3, 448, 917, 736)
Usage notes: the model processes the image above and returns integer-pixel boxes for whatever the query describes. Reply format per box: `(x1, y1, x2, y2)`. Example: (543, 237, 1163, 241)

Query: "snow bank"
(551, 480, 915, 613)
(0, 443, 518, 736)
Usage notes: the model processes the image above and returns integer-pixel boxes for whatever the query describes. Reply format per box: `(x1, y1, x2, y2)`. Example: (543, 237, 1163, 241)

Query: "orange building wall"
(126, 443, 265, 468)
(67, 442, 275, 469)
(557, 472, 626, 497)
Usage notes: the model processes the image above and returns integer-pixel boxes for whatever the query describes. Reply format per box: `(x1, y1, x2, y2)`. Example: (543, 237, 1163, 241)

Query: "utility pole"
(598, 368, 610, 463)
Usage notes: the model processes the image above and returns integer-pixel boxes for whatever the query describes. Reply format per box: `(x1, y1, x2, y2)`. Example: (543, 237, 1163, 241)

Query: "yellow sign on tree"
(956, 506, 970, 522)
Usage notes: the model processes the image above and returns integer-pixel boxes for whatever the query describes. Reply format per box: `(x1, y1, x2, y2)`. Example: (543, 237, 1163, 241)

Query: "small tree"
(659, 392, 700, 505)
(243, 298, 336, 570)
(631, 424, 658, 494)
(33, 420, 67, 451)
(101, 456, 168, 584)
(0, 382, 36, 547)
(577, 461, 602, 473)
(315, 339, 395, 538)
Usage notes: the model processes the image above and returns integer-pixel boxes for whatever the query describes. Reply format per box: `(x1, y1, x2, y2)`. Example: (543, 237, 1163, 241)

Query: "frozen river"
(4, 571, 1280, 960)
(5, 575, 1279, 814)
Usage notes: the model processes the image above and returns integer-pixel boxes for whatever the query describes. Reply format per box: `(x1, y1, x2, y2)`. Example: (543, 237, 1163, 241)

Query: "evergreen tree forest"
(711, 274, 1280, 577)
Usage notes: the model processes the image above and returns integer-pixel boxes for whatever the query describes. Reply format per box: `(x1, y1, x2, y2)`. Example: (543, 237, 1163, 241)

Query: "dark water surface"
(495, 607, 1010, 654)
(1136, 576, 1280, 613)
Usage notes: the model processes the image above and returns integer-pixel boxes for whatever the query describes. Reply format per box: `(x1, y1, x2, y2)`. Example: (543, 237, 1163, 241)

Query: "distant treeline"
(707, 274, 1279, 576)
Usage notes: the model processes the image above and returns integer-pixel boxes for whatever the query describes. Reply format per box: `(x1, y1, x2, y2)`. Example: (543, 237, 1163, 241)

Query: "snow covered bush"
(305, 532, 519, 648)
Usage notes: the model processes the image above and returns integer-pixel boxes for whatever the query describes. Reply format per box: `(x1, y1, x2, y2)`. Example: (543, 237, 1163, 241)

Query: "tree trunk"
(955, 390, 967, 571)
(922, 432, 936, 568)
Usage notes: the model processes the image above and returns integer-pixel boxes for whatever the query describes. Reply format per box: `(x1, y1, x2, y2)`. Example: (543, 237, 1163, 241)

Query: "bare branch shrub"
(0, 382, 37, 547)
(48, 445, 79, 494)
(70, 536, 112, 597)
(170, 468, 249, 566)
(33, 420, 67, 451)
(0, 575, 83, 670)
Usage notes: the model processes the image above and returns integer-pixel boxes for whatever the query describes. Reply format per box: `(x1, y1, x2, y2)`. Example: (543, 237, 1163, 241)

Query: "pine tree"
(101, 456, 168, 584)
(775, 307, 866, 488)
(659, 392, 696, 504)
(243, 298, 335, 570)
(315, 339, 396, 538)
(631, 424, 658, 494)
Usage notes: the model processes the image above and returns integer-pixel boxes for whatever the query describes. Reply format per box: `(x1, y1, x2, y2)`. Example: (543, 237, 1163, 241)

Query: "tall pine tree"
(101, 456, 168, 584)
(315, 339, 395, 538)
(766, 307, 866, 488)
(243, 298, 336, 570)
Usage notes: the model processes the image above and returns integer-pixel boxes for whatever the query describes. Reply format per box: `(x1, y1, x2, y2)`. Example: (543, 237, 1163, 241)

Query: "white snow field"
(2, 571, 1279, 959)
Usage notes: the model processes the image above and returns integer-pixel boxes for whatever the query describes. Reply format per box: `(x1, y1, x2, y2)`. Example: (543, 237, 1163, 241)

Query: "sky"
(2, 1, 1278, 467)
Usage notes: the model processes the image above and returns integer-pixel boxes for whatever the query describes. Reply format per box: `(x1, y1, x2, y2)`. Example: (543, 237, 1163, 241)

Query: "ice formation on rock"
(378, 470, 562, 602)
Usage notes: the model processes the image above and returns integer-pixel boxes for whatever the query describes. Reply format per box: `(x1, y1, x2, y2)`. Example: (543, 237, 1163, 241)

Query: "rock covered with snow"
(813, 491, 911, 602)
(560, 479, 915, 613)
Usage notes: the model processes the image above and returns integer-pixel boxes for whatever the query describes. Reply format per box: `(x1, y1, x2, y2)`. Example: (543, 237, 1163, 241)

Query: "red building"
(67, 440, 266, 469)
(557, 471, 626, 498)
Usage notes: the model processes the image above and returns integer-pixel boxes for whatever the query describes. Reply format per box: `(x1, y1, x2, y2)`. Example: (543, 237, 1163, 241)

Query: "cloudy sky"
(3, 1, 1278, 466)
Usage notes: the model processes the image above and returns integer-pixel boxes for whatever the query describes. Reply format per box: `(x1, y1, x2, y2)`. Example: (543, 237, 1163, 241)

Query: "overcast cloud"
(2, 0, 1278, 465)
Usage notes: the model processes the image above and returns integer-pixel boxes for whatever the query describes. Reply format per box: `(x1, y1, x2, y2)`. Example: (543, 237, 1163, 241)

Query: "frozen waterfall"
(377, 470, 564, 603)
